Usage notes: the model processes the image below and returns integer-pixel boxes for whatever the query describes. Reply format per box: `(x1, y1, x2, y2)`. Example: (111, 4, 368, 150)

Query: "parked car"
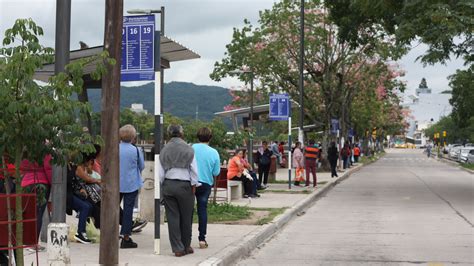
(467, 150, 474, 164)
(459, 147, 474, 163)
(449, 146, 462, 160)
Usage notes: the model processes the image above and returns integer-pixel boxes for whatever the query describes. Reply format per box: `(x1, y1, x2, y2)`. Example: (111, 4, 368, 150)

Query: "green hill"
(87, 81, 232, 121)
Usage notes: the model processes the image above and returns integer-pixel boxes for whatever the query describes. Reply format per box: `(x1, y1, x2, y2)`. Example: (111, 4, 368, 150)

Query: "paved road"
(238, 149, 474, 265)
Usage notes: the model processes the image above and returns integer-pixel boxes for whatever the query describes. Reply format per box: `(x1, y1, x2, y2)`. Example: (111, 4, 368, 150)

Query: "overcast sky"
(0, 0, 465, 95)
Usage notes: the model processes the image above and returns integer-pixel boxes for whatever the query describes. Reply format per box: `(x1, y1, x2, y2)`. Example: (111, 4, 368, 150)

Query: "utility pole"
(48, 0, 71, 264)
(298, 0, 305, 145)
(100, 0, 123, 264)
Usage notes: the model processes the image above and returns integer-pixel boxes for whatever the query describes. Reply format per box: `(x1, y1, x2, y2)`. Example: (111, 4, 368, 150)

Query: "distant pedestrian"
(192, 127, 221, 249)
(256, 141, 272, 189)
(119, 124, 145, 249)
(227, 149, 255, 198)
(304, 140, 319, 187)
(328, 142, 339, 178)
(426, 143, 432, 158)
(271, 141, 282, 165)
(341, 142, 351, 169)
(353, 144, 360, 163)
(159, 124, 198, 257)
(292, 141, 305, 186)
(242, 149, 260, 197)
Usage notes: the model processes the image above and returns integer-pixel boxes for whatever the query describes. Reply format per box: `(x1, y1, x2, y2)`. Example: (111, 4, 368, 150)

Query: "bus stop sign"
(269, 93, 290, 121)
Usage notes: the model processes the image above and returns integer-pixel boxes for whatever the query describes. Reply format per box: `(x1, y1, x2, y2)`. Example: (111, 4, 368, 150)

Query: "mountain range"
(87, 81, 232, 121)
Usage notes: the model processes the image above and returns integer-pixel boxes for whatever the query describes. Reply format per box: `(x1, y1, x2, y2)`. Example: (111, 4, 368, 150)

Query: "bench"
(213, 168, 243, 203)
(227, 180, 242, 203)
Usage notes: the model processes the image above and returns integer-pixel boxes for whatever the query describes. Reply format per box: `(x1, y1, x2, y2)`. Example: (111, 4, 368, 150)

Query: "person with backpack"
(341, 141, 351, 169)
(256, 141, 272, 189)
(304, 140, 320, 187)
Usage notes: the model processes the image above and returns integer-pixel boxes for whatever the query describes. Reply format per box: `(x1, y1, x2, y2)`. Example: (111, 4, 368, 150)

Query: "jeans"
(249, 171, 258, 195)
(342, 156, 349, 169)
(71, 195, 93, 234)
(120, 190, 139, 236)
(305, 159, 317, 186)
(195, 183, 212, 241)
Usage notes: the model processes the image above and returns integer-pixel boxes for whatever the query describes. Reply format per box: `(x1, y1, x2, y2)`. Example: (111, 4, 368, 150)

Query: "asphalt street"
(238, 149, 474, 265)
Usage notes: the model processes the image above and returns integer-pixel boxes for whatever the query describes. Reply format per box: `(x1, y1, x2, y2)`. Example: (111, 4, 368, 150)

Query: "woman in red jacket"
(20, 154, 52, 249)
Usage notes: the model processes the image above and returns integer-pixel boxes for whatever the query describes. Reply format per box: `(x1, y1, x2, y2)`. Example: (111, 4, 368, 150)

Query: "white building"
(130, 103, 148, 114)
(402, 86, 452, 147)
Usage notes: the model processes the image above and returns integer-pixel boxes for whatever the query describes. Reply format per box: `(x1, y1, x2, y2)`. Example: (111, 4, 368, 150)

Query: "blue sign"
(331, 119, 339, 134)
(121, 15, 155, 81)
(348, 128, 355, 138)
(269, 94, 290, 121)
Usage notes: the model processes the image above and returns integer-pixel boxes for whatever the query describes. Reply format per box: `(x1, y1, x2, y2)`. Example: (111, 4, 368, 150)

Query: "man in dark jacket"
(256, 141, 272, 189)
(328, 142, 339, 178)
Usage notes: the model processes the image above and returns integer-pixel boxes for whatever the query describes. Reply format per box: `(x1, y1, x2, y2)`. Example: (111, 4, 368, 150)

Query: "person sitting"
(227, 149, 256, 198)
(241, 149, 260, 197)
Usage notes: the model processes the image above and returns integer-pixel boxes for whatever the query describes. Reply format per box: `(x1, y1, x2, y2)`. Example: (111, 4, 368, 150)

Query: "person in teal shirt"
(192, 127, 220, 249)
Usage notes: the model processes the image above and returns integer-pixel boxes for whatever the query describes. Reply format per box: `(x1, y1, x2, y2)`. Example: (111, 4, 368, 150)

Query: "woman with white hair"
(119, 124, 145, 248)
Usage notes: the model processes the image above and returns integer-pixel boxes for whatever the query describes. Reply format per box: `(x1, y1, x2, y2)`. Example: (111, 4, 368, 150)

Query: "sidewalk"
(24, 164, 362, 265)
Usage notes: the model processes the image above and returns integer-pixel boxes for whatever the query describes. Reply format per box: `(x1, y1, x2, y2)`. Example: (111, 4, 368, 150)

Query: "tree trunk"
(14, 148, 24, 266)
(2, 157, 14, 266)
(99, 0, 123, 264)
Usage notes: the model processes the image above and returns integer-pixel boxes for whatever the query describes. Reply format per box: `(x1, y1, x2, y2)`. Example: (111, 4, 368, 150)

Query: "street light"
(230, 69, 254, 168)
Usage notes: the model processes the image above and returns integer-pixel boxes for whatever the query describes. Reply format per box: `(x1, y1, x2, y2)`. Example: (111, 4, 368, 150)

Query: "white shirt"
(158, 157, 199, 186)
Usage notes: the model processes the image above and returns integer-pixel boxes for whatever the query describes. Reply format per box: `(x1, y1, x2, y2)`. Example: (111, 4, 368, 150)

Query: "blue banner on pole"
(121, 15, 155, 82)
(269, 93, 290, 121)
(331, 119, 339, 135)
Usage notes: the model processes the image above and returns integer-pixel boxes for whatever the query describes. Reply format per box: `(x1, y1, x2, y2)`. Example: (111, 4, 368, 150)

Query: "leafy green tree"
(449, 67, 474, 129)
(0, 19, 105, 265)
(325, 0, 474, 65)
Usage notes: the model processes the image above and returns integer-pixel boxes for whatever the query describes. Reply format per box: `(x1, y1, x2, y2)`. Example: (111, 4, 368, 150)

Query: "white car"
(459, 147, 474, 163)
(467, 150, 474, 164)
(450, 146, 462, 160)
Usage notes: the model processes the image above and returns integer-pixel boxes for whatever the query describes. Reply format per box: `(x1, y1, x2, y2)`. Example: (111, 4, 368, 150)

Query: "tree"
(0, 19, 105, 265)
(211, 0, 406, 152)
(325, 0, 474, 65)
(449, 66, 474, 130)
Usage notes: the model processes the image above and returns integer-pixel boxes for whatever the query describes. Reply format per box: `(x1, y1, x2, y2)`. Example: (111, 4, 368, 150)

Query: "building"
(403, 79, 452, 147)
(130, 103, 147, 114)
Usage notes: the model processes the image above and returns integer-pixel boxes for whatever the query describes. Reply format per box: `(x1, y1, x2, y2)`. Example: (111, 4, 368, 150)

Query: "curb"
(434, 156, 474, 174)
(199, 163, 364, 266)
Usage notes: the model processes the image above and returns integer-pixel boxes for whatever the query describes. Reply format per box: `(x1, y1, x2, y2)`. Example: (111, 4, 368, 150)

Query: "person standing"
(292, 142, 305, 186)
(192, 127, 220, 249)
(159, 124, 198, 257)
(270, 141, 282, 165)
(119, 125, 145, 249)
(256, 141, 272, 189)
(353, 144, 361, 163)
(328, 142, 339, 178)
(341, 142, 351, 169)
(304, 140, 319, 187)
(21, 154, 52, 250)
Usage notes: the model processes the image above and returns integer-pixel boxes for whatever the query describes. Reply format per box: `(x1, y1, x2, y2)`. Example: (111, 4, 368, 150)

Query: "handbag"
(83, 183, 101, 204)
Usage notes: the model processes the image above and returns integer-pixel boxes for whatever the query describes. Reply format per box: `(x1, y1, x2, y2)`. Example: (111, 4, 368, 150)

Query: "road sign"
(121, 15, 155, 81)
(269, 93, 290, 121)
(330, 119, 339, 135)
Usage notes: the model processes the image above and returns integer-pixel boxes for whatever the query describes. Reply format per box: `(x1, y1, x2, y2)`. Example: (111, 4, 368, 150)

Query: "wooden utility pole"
(99, 0, 123, 264)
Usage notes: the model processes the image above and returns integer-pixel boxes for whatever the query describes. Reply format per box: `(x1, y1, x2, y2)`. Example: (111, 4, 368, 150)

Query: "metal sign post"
(269, 94, 291, 189)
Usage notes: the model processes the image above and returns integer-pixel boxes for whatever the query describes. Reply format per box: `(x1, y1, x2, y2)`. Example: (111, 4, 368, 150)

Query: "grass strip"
(250, 207, 287, 225)
(193, 202, 251, 223)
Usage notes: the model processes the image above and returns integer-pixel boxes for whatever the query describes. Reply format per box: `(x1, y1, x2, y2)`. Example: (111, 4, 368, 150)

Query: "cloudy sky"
(0, 0, 465, 95)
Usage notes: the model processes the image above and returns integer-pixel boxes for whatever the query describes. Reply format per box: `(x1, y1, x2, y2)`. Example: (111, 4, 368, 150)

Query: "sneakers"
(131, 218, 148, 233)
(199, 240, 208, 249)
(120, 237, 138, 249)
(74, 232, 92, 244)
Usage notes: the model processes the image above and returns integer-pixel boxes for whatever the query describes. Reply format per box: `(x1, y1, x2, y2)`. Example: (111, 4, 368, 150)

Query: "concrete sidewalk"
(24, 163, 363, 265)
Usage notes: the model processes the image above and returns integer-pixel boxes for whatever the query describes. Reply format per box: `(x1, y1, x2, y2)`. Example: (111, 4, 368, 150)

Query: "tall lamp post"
(127, 7, 164, 255)
(298, 0, 305, 144)
(230, 69, 254, 167)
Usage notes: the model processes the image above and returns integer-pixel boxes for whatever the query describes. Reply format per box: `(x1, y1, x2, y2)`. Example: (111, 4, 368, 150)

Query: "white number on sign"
(143, 27, 151, 34)
(130, 28, 138, 35)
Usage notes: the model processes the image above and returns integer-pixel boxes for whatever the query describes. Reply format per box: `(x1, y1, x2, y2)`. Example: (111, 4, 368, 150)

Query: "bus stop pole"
(288, 116, 292, 189)
(154, 30, 162, 255)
